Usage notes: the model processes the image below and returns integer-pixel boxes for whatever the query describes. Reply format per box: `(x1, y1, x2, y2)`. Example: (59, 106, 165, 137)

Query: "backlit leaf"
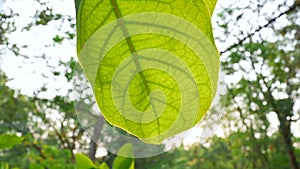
(76, 0, 219, 144)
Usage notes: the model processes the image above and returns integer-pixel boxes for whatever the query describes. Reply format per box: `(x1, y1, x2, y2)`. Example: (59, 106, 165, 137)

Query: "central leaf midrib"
(110, 0, 150, 95)
(110, 0, 161, 135)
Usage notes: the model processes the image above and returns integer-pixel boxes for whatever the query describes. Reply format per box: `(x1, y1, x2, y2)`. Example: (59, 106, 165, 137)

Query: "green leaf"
(53, 35, 64, 44)
(29, 163, 43, 169)
(0, 162, 9, 169)
(0, 134, 23, 150)
(98, 163, 110, 169)
(202, 0, 218, 16)
(74, 0, 81, 16)
(77, 0, 219, 144)
(0, 162, 20, 169)
(75, 154, 96, 169)
(113, 144, 134, 169)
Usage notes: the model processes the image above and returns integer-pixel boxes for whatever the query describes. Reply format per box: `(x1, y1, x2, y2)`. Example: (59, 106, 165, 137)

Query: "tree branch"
(221, 1, 300, 55)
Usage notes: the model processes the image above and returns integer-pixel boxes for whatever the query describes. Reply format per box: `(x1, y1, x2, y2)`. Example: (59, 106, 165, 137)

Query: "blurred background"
(0, 0, 299, 168)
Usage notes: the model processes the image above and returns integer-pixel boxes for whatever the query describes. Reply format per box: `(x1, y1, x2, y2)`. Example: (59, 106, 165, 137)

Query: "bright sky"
(1, 0, 76, 98)
(0, 0, 299, 151)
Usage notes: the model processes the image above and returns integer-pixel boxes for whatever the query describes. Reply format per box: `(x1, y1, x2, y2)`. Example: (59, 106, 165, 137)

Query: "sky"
(1, 0, 76, 99)
(0, 0, 299, 152)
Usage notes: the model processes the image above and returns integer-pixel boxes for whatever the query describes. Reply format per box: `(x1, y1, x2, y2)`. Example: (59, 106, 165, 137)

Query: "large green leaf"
(76, 0, 219, 144)
(0, 134, 23, 150)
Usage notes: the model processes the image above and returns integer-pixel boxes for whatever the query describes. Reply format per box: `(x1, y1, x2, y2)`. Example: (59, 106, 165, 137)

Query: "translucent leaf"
(76, 0, 219, 144)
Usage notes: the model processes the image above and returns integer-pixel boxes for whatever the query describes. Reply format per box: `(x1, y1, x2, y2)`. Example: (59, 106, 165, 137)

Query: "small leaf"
(75, 154, 96, 169)
(29, 163, 43, 169)
(0, 162, 9, 169)
(112, 144, 134, 169)
(0, 134, 23, 150)
(53, 35, 64, 44)
(98, 163, 110, 169)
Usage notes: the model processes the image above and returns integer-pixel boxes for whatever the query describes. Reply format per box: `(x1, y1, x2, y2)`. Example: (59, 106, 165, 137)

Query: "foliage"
(0, 134, 23, 150)
(76, 154, 98, 169)
(112, 144, 134, 169)
(76, 144, 134, 169)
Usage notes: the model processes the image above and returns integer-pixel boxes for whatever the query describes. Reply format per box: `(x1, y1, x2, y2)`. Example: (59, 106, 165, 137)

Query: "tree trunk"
(276, 99, 299, 169)
(280, 120, 299, 169)
(88, 116, 103, 162)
